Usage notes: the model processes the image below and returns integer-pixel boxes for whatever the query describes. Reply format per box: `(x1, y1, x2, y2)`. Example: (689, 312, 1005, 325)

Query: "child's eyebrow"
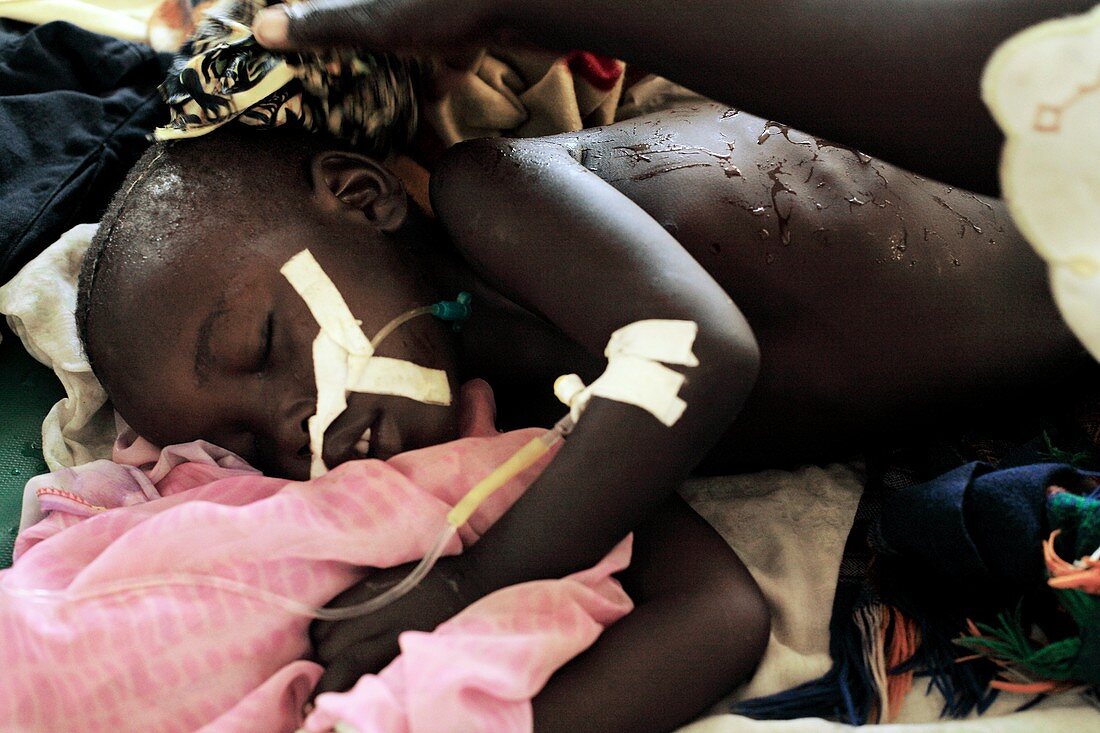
(194, 295, 231, 387)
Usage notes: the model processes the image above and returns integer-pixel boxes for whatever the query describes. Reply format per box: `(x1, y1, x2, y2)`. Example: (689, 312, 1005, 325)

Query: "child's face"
(95, 207, 461, 480)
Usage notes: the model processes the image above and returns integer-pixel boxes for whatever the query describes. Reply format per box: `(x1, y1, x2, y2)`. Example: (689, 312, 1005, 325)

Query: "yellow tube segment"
(446, 434, 555, 527)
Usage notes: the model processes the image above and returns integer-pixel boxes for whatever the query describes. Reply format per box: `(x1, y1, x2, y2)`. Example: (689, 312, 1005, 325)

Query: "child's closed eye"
(253, 311, 275, 373)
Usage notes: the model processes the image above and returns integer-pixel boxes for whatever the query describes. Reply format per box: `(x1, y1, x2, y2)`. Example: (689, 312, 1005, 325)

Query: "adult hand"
(252, 0, 500, 54)
(309, 554, 483, 695)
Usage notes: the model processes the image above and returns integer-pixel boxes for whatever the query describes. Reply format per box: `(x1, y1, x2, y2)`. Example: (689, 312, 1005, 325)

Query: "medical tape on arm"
(556, 319, 699, 427)
(605, 319, 700, 367)
(280, 249, 452, 477)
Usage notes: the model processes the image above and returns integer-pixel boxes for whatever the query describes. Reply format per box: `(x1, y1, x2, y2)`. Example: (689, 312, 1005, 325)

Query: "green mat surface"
(0, 330, 64, 569)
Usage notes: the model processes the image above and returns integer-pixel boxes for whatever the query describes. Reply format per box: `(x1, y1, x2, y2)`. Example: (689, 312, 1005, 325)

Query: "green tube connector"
(431, 292, 472, 330)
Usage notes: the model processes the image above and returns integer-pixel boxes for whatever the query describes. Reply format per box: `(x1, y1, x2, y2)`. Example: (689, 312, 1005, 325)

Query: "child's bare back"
(433, 103, 1084, 470)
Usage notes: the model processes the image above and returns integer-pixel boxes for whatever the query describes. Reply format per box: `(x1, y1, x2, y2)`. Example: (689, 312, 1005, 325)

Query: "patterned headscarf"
(155, 0, 424, 155)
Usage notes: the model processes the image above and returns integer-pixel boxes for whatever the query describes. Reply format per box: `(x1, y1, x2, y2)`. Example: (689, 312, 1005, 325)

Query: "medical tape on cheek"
(280, 250, 373, 356)
(281, 248, 454, 477)
(347, 355, 452, 405)
(309, 332, 349, 478)
(281, 250, 371, 477)
(558, 319, 698, 427)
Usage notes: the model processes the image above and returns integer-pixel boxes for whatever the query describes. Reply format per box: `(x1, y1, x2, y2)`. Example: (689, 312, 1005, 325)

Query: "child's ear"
(311, 151, 409, 233)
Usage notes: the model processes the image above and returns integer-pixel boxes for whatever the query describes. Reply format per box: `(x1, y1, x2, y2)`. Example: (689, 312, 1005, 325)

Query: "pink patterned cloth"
(1, 382, 633, 732)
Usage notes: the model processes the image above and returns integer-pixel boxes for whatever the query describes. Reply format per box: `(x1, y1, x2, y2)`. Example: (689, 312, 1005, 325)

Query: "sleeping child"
(62, 94, 1089, 730)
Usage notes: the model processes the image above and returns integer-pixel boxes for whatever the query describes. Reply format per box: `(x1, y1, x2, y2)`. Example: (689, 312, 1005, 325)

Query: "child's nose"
(283, 400, 313, 450)
(262, 397, 314, 477)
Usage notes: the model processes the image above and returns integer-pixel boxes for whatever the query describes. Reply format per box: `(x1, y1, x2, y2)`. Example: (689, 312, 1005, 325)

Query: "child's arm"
(315, 498, 771, 733)
(531, 497, 770, 733)
(309, 136, 759, 687)
(431, 135, 759, 592)
(256, 0, 1096, 194)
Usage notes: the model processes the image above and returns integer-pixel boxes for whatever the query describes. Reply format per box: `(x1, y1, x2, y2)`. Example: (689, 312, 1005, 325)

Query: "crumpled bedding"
(0, 223, 115, 474)
(12, 437, 1096, 733)
(0, 0, 171, 46)
(4, 227, 1098, 731)
(2, 391, 634, 732)
(153, 0, 628, 159)
(677, 467, 1100, 731)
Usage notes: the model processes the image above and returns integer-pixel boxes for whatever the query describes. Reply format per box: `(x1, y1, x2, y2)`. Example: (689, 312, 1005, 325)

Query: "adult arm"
(499, 0, 1096, 195)
(255, 0, 1096, 194)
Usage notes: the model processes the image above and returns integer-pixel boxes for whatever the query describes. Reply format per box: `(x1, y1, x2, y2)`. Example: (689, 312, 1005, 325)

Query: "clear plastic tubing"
(3, 413, 574, 621)
(370, 305, 435, 350)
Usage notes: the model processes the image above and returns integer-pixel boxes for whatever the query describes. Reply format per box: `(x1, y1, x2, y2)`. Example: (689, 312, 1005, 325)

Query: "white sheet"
(0, 223, 115, 473)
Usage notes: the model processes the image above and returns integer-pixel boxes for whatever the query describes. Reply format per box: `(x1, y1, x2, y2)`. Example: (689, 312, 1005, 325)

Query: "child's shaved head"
(77, 131, 331, 368)
(80, 130, 460, 477)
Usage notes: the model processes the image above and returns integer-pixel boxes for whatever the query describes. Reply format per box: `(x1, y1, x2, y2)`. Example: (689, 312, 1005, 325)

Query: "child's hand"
(309, 555, 483, 695)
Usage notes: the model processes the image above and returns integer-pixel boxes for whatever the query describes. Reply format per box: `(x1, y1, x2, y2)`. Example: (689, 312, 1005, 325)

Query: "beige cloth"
(424, 47, 626, 149)
(0, 0, 172, 45)
(0, 224, 114, 473)
(683, 465, 865, 704)
(0, 0, 155, 41)
(617, 74, 715, 121)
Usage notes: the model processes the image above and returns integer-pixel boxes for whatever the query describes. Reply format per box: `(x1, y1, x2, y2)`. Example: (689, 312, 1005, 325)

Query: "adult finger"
(253, 0, 396, 51)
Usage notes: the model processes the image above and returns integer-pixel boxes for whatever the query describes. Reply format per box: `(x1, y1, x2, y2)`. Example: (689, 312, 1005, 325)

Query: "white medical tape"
(309, 332, 349, 478)
(555, 319, 698, 427)
(587, 355, 687, 426)
(604, 319, 699, 366)
(280, 250, 373, 356)
(347, 355, 452, 406)
(281, 249, 454, 477)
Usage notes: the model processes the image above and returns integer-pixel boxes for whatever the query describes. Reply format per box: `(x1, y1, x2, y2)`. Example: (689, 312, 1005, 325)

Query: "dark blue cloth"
(880, 462, 1095, 596)
(0, 21, 169, 280)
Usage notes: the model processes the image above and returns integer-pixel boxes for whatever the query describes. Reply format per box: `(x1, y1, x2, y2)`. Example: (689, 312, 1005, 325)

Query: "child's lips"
(324, 411, 381, 467)
(367, 414, 405, 460)
(324, 405, 407, 466)
(353, 427, 372, 457)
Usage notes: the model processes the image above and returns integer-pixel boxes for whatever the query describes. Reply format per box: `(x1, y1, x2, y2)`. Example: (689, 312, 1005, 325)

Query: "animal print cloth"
(156, 0, 423, 155)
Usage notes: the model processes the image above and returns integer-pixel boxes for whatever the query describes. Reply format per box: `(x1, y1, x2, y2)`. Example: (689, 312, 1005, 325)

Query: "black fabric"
(0, 20, 169, 281)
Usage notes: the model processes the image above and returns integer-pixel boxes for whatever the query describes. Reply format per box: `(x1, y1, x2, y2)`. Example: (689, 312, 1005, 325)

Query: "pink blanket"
(1, 385, 633, 732)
